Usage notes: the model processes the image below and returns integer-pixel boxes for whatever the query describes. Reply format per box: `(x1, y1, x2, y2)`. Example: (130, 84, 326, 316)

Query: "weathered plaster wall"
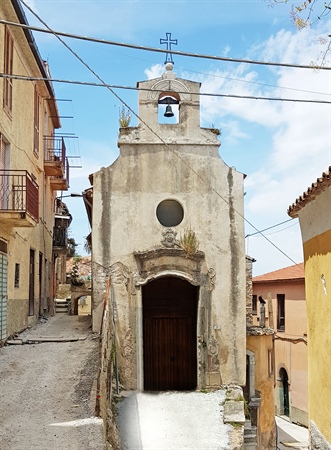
(91, 69, 246, 391)
(247, 334, 276, 450)
(92, 147, 246, 388)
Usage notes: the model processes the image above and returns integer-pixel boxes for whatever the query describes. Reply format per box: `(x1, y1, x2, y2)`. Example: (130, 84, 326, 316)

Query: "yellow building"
(0, 0, 68, 340)
(288, 167, 331, 448)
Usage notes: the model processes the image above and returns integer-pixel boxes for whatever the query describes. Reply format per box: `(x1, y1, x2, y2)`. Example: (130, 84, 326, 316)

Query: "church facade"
(89, 64, 246, 392)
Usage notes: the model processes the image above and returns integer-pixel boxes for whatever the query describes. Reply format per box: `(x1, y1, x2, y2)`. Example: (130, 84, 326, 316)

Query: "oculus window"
(156, 200, 184, 227)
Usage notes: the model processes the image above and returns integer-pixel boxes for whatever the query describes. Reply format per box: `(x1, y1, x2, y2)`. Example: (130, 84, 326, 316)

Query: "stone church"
(87, 63, 246, 393)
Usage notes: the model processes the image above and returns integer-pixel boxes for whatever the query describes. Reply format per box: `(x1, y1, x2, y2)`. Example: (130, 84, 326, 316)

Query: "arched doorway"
(279, 367, 289, 416)
(142, 276, 198, 391)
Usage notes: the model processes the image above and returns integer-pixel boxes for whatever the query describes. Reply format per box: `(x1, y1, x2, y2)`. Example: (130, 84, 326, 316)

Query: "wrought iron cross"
(160, 32, 178, 65)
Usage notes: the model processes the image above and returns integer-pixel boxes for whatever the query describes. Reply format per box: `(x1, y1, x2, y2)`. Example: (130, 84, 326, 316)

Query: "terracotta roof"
(253, 263, 304, 283)
(288, 166, 331, 218)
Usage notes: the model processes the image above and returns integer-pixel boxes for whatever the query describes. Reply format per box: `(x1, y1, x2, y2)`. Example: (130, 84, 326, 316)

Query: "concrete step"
(55, 299, 70, 314)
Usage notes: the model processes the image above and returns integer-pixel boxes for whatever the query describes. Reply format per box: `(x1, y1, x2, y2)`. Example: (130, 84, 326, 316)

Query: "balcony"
(50, 158, 69, 191)
(0, 170, 39, 227)
(53, 225, 68, 254)
(44, 137, 69, 191)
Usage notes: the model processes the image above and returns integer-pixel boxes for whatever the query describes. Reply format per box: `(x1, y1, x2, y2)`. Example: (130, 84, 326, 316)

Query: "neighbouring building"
(288, 167, 331, 449)
(85, 63, 247, 446)
(0, 0, 69, 340)
(252, 263, 308, 427)
(246, 256, 276, 450)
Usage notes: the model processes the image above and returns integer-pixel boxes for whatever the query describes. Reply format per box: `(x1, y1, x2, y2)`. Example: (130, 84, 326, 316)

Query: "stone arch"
(133, 247, 219, 390)
(70, 289, 91, 315)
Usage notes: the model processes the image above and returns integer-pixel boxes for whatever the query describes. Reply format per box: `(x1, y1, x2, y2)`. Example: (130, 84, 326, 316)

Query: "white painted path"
(116, 390, 232, 450)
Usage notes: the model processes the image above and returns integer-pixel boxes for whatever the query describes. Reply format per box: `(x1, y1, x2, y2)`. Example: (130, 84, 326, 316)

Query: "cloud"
(145, 64, 164, 80)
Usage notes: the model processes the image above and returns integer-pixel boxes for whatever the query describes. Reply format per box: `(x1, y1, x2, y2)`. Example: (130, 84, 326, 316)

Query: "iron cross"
(160, 32, 178, 65)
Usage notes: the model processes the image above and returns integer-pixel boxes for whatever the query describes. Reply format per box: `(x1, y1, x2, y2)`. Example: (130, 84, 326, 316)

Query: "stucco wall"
(295, 186, 331, 446)
(304, 229, 331, 445)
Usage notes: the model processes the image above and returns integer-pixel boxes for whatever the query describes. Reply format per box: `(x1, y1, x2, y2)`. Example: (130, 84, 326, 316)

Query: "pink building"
(253, 264, 308, 426)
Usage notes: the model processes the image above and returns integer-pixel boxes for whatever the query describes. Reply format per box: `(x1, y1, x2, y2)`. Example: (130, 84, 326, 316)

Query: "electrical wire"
(245, 218, 295, 238)
(19, 0, 301, 268)
(1, 73, 330, 105)
(2, 18, 331, 71)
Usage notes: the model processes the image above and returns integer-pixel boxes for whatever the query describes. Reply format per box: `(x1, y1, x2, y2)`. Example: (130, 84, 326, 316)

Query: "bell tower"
(118, 63, 219, 153)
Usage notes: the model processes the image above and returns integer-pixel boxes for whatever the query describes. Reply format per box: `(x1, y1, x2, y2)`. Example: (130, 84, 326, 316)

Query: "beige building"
(288, 167, 331, 449)
(252, 264, 308, 427)
(246, 256, 276, 450)
(85, 64, 247, 444)
(0, 0, 68, 340)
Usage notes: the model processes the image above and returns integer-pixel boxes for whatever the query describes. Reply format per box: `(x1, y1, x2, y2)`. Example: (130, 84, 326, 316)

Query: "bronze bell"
(164, 104, 174, 118)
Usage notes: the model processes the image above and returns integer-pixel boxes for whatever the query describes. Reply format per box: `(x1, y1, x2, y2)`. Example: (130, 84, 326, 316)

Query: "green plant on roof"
(119, 105, 132, 128)
(179, 227, 199, 255)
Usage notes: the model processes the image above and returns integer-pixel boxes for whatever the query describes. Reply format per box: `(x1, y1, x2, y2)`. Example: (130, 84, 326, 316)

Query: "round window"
(156, 200, 184, 227)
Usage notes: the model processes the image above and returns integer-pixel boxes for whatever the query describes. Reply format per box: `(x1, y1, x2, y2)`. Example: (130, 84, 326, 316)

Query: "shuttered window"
(3, 27, 13, 113)
(34, 87, 40, 155)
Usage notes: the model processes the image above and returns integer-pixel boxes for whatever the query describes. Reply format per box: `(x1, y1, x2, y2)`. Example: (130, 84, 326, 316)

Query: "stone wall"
(95, 276, 120, 449)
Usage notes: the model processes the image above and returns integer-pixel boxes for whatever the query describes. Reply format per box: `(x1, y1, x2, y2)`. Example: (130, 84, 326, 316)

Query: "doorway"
(0, 252, 8, 340)
(279, 367, 289, 416)
(29, 249, 35, 316)
(143, 277, 198, 391)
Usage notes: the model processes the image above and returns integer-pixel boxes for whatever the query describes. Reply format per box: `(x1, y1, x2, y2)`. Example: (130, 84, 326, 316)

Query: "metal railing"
(44, 136, 66, 163)
(53, 226, 67, 248)
(0, 170, 39, 222)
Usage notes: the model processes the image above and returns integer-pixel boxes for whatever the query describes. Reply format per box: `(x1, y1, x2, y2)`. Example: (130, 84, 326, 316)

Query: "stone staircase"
(244, 420, 257, 450)
(55, 298, 70, 314)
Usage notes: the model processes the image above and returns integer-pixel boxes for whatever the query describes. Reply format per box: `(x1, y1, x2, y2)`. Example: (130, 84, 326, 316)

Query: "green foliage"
(70, 259, 84, 286)
(179, 227, 199, 255)
(67, 237, 78, 258)
(83, 237, 92, 255)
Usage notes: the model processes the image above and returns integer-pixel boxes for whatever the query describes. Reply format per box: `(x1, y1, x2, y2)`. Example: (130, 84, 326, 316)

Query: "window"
(252, 294, 257, 315)
(34, 86, 40, 155)
(156, 199, 184, 227)
(3, 26, 13, 113)
(268, 349, 274, 377)
(14, 263, 20, 288)
(277, 294, 285, 331)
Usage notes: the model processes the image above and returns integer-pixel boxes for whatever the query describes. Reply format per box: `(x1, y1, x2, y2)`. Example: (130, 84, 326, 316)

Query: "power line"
(1, 17, 331, 71)
(1, 73, 331, 105)
(245, 218, 296, 238)
(19, 0, 300, 268)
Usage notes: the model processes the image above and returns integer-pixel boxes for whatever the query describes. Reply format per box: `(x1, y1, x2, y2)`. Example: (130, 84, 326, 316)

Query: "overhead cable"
(1, 73, 330, 104)
(1, 18, 331, 71)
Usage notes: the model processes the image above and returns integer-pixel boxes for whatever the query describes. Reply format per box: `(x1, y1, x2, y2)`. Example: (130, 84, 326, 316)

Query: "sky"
(19, 0, 331, 276)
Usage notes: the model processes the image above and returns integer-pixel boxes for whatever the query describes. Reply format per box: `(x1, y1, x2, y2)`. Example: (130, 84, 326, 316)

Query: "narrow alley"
(0, 315, 105, 450)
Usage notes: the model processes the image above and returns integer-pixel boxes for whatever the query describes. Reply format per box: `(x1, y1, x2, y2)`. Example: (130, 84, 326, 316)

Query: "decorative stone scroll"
(161, 228, 180, 248)
(121, 328, 134, 382)
(207, 268, 216, 290)
(110, 262, 130, 286)
(207, 334, 220, 372)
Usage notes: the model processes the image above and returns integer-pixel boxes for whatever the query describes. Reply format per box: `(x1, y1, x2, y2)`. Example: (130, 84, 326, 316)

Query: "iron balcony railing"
(44, 136, 66, 163)
(0, 170, 39, 222)
(53, 226, 67, 248)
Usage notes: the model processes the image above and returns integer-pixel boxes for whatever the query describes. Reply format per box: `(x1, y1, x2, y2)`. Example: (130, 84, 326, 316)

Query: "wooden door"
(143, 277, 198, 391)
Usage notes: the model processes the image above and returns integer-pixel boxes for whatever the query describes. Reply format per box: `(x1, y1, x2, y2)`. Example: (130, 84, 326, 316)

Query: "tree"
(67, 237, 78, 258)
(268, 0, 331, 65)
